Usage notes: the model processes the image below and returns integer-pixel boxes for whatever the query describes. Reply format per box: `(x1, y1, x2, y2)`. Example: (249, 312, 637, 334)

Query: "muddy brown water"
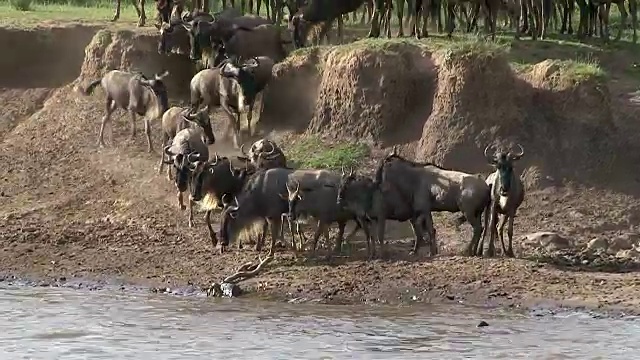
(0, 284, 638, 359)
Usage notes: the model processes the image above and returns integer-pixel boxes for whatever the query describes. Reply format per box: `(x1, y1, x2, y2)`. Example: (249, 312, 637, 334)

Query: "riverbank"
(3, 212, 640, 318)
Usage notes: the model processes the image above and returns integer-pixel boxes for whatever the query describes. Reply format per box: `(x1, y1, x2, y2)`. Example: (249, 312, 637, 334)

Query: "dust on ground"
(2, 22, 640, 315)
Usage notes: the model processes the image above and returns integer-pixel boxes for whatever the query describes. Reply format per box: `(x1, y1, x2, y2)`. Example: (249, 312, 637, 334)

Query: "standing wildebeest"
(159, 107, 215, 180)
(284, 171, 368, 257)
(338, 148, 491, 257)
(190, 56, 275, 149)
(181, 14, 273, 61)
(163, 127, 210, 227)
(83, 70, 170, 153)
(112, 0, 146, 27)
(237, 139, 288, 169)
(288, 0, 366, 48)
(219, 167, 294, 256)
(190, 153, 259, 252)
(476, 143, 525, 257)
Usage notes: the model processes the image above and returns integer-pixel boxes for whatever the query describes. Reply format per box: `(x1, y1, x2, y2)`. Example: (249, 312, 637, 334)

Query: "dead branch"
(223, 255, 273, 284)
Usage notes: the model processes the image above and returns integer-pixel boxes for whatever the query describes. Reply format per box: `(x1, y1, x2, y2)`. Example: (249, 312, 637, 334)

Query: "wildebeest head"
(484, 143, 524, 196)
(190, 153, 247, 204)
(337, 167, 375, 219)
(238, 139, 280, 167)
(287, 13, 308, 49)
(211, 41, 229, 68)
(163, 146, 204, 192)
(220, 58, 261, 114)
(140, 70, 170, 113)
(182, 108, 215, 145)
(284, 179, 304, 221)
(219, 194, 242, 249)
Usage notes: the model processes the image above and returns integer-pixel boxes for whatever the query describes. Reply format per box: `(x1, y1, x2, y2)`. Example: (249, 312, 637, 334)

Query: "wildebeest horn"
(163, 145, 174, 156)
(240, 143, 249, 157)
(509, 143, 525, 160)
(221, 193, 232, 208)
(484, 144, 497, 164)
(265, 140, 275, 155)
(155, 70, 170, 80)
(211, 152, 220, 165)
(187, 151, 201, 163)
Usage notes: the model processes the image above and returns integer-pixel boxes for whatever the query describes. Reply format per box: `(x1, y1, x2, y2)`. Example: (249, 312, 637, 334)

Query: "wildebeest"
(112, 0, 146, 27)
(163, 127, 210, 227)
(476, 143, 525, 257)
(219, 167, 294, 256)
(156, 8, 241, 57)
(284, 170, 367, 257)
(181, 14, 271, 61)
(159, 106, 215, 180)
(82, 70, 170, 153)
(190, 153, 255, 251)
(237, 139, 288, 169)
(190, 56, 275, 149)
(288, 0, 366, 48)
(338, 148, 491, 257)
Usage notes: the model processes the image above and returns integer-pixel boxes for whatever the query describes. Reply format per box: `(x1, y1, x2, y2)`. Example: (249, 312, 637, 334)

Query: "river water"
(0, 284, 638, 359)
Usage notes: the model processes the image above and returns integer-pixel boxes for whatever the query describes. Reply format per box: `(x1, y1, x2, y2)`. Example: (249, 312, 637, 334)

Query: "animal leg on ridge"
(498, 213, 508, 256)
(506, 215, 516, 257)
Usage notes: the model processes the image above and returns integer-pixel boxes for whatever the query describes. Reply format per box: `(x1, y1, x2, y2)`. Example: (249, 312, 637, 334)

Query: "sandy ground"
(2, 20, 640, 317)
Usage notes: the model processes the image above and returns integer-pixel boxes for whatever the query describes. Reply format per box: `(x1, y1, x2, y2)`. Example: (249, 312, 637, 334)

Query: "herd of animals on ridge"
(79, 0, 615, 262)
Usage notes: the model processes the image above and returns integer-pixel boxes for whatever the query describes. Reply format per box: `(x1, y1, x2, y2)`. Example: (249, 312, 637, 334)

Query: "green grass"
(285, 136, 370, 170)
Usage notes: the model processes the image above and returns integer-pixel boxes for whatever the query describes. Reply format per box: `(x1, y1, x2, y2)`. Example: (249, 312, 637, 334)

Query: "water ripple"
(0, 285, 639, 359)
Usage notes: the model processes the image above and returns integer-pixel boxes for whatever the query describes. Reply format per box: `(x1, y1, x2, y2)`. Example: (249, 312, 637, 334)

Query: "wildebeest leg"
(498, 213, 509, 256)
(112, 0, 121, 21)
(205, 210, 218, 249)
(506, 213, 515, 257)
(128, 111, 137, 140)
(267, 217, 282, 257)
(98, 98, 116, 148)
(158, 133, 168, 175)
(466, 211, 483, 257)
(144, 118, 153, 153)
(178, 191, 186, 210)
(485, 206, 498, 257)
(475, 200, 491, 256)
(375, 217, 387, 257)
(422, 212, 437, 256)
(256, 221, 267, 251)
(310, 221, 325, 256)
(330, 221, 348, 257)
(134, 0, 146, 27)
(221, 101, 241, 148)
(246, 105, 253, 137)
(188, 196, 195, 227)
(408, 218, 423, 255)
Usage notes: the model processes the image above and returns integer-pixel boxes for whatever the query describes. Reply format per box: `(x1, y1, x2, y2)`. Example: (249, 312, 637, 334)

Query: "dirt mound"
(263, 40, 620, 186)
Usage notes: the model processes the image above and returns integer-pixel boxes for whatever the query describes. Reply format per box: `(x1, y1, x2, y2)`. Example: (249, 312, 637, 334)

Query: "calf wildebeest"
(284, 171, 367, 257)
(219, 167, 294, 256)
(237, 139, 288, 169)
(163, 127, 210, 227)
(190, 56, 275, 149)
(159, 107, 215, 180)
(83, 70, 170, 153)
(288, 0, 366, 48)
(476, 143, 525, 257)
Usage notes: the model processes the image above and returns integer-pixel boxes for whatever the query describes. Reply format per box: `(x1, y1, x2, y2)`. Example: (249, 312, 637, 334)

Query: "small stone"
(587, 238, 609, 253)
(477, 321, 489, 327)
(521, 232, 572, 251)
(411, 295, 418, 301)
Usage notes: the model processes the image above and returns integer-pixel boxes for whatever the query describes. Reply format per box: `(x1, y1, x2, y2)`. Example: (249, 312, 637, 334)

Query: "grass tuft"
(9, 0, 32, 11)
(285, 136, 370, 170)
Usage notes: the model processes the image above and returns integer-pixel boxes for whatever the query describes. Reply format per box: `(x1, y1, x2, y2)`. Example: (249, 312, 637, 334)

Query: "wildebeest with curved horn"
(219, 167, 294, 256)
(189, 56, 275, 149)
(82, 70, 170, 153)
(238, 138, 288, 169)
(159, 106, 215, 181)
(163, 126, 210, 227)
(189, 153, 258, 252)
(476, 143, 525, 257)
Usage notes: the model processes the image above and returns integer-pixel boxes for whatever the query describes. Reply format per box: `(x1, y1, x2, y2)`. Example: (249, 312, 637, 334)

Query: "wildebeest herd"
(81, 0, 542, 262)
(114, 0, 637, 45)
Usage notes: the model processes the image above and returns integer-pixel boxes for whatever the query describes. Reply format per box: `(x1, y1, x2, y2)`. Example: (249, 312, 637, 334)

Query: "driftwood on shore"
(206, 255, 274, 297)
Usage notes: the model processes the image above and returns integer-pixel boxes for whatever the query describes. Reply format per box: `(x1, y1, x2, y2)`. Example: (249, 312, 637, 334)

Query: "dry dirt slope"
(2, 24, 640, 312)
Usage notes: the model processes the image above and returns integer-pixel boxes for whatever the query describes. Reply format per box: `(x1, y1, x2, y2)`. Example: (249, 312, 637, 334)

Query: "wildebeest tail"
(82, 79, 102, 96)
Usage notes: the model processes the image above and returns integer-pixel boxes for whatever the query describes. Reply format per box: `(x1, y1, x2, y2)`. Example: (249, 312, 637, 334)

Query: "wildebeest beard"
(174, 155, 190, 192)
(498, 165, 513, 193)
